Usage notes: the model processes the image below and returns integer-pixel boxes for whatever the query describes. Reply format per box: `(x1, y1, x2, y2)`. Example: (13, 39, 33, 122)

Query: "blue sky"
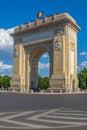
(0, 0, 87, 76)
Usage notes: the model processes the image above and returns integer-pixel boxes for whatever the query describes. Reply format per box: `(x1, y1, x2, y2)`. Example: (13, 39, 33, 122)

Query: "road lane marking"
(44, 115, 87, 120)
(1, 111, 34, 120)
(0, 111, 50, 129)
(0, 124, 84, 129)
(29, 109, 59, 120)
(0, 118, 50, 129)
(0, 108, 87, 129)
(27, 117, 86, 125)
(53, 112, 87, 116)
(0, 113, 4, 115)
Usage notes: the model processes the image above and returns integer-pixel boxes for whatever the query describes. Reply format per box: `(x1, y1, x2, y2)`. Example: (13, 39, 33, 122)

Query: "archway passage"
(30, 48, 50, 91)
(38, 52, 50, 77)
(38, 52, 50, 91)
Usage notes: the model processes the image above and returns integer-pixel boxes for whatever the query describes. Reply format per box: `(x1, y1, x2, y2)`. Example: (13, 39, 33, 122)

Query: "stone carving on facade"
(14, 46, 19, 57)
(55, 40, 61, 49)
(71, 42, 75, 50)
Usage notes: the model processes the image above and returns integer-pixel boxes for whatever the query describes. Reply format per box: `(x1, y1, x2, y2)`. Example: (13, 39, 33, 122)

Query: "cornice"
(12, 13, 80, 36)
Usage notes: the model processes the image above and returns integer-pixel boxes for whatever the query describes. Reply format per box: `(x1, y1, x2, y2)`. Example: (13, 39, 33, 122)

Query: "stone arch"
(11, 13, 80, 92)
(29, 46, 51, 90)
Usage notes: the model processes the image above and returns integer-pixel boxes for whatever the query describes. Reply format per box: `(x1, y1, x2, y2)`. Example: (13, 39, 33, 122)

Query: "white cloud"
(80, 61, 87, 68)
(80, 52, 87, 56)
(0, 27, 14, 76)
(38, 62, 50, 69)
(6, 27, 15, 34)
(0, 61, 13, 72)
(42, 54, 49, 58)
(78, 61, 87, 72)
(0, 28, 14, 51)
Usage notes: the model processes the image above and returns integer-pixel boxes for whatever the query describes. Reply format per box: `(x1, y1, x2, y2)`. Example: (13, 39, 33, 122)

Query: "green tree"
(3, 76, 11, 88)
(0, 76, 3, 89)
(38, 76, 50, 90)
(0, 76, 11, 90)
(78, 68, 87, 90)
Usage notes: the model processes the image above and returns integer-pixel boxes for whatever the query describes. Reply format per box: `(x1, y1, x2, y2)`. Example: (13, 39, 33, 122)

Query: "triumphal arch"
(11, 13, 80, 92)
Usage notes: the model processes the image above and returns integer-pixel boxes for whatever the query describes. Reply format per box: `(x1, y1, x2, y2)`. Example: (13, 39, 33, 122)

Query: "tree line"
(78, 68, 87, 90)
(0, 68, 87, 91)
(0, 76, 11, 90)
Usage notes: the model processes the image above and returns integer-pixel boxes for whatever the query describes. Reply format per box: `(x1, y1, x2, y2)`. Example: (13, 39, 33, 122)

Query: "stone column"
(11, 44, 21, 91)
(25, 54, 31, 92)
(18, 45, 26, 92)
(50, 34, 66, 88)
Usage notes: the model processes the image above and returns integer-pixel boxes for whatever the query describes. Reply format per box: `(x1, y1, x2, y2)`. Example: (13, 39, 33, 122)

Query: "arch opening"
(30, 48, 50, 92)
(38, 52, 50, 91)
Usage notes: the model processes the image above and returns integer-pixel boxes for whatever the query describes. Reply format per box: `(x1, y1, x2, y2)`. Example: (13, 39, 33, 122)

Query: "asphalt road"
(0, 92, 87, 130)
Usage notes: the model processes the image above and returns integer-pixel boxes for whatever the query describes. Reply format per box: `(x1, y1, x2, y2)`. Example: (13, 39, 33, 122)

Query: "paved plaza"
(0, 92, 87, 130)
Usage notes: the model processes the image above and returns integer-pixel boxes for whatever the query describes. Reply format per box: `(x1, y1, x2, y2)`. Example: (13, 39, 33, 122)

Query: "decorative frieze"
(14, 37, 23, 44)
(22, 29, 53, 44)
(54, 26, 65, 36)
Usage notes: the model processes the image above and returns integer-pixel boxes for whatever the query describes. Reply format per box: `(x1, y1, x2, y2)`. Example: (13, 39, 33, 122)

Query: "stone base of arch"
(50, 74, 66, 88)
(10, 74, 78, 93)
(49, 74, 78, 93)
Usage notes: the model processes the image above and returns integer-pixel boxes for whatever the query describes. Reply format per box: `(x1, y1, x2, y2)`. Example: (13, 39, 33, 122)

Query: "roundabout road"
(0, 92, 87, 130)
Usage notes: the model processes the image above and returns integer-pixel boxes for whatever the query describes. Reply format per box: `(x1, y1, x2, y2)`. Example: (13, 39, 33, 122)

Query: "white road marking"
(0, 111, 50, 129)
(0, 126, 29, 129)
(27, 116, 87, 125)
(29, 109, 59, 119)
(1, 111, 34, 120)
(58, 108, 85, 113)
(59, 108, 84, 111)
(0, 108, 87, 129)
(57, 110, 85, 113)
(0, 118, 50, 129)
(44, 115, 87, 120)
(0, 113, 4, 115)
(53, 112, 87, 116)
(0, 124, 84, 129)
